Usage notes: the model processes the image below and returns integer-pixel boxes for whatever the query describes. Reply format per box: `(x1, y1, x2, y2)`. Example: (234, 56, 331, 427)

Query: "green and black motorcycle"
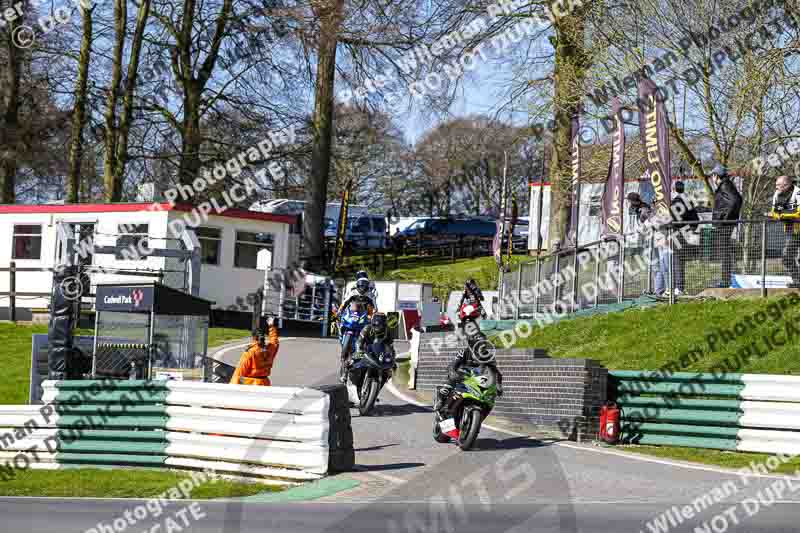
(433, 365, 499, 451)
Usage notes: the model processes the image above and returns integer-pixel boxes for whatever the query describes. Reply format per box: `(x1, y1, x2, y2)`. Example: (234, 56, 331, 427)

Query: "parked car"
(397, 217, 496, 240)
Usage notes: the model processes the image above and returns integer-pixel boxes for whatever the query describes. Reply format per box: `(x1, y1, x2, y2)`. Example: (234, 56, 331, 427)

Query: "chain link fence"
(498, 219, 800, 319)
(92, 312, 209, 380)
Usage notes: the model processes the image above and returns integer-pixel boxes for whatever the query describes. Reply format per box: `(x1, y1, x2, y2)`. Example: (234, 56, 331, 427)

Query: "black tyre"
(457, 407, 482, 451)
(359, 375, 379, 416)
(433, 417, 451, 443)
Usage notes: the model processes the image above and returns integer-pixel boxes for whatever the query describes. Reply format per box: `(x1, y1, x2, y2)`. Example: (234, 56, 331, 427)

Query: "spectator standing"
(710, 165, 742, 288)
(627, 192, 669, 296)
(669, 181, 700, 295)
(771, 175, 800, 288)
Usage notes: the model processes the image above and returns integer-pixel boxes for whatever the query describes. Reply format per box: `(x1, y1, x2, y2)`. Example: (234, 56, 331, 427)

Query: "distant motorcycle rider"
(435, 328, 503, 417)
(457, 278, 487, 328)
(338, 275, 376, 318)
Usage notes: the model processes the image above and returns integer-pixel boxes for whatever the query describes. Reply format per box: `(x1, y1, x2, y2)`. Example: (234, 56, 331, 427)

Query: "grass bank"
(511, 295, 800, 374)
(509, 294, 800, 468)
(354, 255, 530, 302)
(0, 468, 278, 498)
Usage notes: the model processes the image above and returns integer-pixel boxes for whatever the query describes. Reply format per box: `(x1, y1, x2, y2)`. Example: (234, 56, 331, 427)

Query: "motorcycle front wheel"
(457, 407, 482, 451)
(359, 375, 380, 416)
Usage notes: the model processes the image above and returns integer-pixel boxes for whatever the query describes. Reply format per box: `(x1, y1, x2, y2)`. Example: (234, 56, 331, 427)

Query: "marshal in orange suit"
(230, 317, 279, 386)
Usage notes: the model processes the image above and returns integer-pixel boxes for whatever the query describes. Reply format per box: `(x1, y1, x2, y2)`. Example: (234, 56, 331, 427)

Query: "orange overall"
(230, 326, 279, 386)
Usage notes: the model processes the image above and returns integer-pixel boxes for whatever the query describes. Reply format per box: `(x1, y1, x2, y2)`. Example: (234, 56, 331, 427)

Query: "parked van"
(346, 215, 387, 249)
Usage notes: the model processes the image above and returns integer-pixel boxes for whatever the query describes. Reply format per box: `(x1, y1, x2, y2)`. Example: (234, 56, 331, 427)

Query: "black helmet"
(371, 313, 387, 336)
(465, 278, 483, 301)
(356, 278, 369, 295)
(467, 330, 486, 348)
(467, 331, 495, 363)
(355, 270, 368, 281)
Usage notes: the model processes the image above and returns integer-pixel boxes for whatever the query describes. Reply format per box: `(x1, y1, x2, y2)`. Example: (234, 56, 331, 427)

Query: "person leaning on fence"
(230, 317, 279, 386)
(710, 164, 743, 288)
(667, 181, 701, 296)
(771, 175, 800, 288)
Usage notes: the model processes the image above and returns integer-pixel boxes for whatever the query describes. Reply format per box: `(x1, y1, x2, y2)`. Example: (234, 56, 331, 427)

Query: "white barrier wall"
(0, 381, 353, 484)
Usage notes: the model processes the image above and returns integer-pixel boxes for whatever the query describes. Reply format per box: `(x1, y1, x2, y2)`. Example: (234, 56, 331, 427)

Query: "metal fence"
(499, 219, 800, 319)
(262, 271, 334, 335)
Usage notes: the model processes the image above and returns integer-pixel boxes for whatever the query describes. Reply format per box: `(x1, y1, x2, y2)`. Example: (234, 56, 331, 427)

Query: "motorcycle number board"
(440, 418, 460, 438)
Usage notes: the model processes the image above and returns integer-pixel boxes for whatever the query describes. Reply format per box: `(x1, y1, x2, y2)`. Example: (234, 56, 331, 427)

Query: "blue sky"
(400, 52, 530, 146)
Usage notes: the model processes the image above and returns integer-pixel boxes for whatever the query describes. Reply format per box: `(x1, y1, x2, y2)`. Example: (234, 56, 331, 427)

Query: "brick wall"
(413, 332, 607, 439)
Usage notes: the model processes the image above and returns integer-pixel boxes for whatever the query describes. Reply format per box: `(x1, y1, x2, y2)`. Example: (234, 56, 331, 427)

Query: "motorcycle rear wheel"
(457, 408, 482, 451)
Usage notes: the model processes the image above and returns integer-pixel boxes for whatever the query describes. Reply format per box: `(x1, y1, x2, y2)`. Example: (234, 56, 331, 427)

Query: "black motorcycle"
(346, 339, 396, 416)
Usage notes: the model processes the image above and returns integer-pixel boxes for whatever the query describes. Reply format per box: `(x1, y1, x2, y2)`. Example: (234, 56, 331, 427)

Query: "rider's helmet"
(466, 331, 495, 364)
(465, 278, 484, 301)
(355, 270, 369, 281)
(370, 313, 387, 337)
(356, 278, 370, 295)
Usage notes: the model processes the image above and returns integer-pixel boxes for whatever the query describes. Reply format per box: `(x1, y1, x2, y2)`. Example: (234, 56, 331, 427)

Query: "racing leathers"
(435, 346, 503, 416)
(337, 292, 376, 318)
(353, 324, 397, 365)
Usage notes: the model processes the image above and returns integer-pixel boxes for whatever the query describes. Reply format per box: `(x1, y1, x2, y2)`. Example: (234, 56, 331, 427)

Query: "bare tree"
(66, 3, 96, 202)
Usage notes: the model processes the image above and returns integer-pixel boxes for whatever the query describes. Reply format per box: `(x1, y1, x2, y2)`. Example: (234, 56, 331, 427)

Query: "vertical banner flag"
(601, 98, 626, 238)
(493, 219, 503, 266)
(331, 180, 351, 272)
(637, 79, 672, 221)
(567, 114, 581, 247)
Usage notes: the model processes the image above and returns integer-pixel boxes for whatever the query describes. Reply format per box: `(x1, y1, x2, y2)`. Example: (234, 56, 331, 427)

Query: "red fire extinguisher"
(599, 402, 621, 444)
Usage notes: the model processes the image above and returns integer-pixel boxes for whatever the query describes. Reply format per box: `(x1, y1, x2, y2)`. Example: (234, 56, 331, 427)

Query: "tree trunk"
(172, 0, 232, 192)
(179, 82, 203, 188)
(112, 0, 151, 199)
(67, 6, 95, 203)
(0, 9, 22, 204)
(547, 14, 588, 251)
(103, 0, 126, 201)
(303, 0, 345, 270)
(445, 178, 451, 218)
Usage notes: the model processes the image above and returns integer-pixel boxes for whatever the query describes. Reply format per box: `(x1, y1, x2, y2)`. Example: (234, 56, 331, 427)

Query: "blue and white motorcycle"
(338, 300, 369, 382)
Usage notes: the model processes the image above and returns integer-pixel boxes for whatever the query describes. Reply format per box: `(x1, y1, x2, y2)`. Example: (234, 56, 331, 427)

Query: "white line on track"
(351, 466, 407, 484)
(385, 379, 800, 481)
(385, 380, 528, 437)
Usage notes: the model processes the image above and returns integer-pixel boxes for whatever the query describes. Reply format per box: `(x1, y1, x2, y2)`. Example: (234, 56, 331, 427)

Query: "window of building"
(234, 231, 273, 269)
(12, 225, 42, 260)
(196, 227, 222, 265)
(116, 224, 149, 260)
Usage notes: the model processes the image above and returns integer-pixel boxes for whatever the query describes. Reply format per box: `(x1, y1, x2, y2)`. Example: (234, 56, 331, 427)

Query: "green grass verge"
(623, 445, 800, 474)
(394, 360, 410, 387)
(0, 324, 49, 405)
(0, 468, 279, 498)
(510, 296, 800, 374)
(508, 295, 800, 466)
(0, 324, 251, 405)
(368, 255, 530, 302)
(207, 328, 252, 348)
